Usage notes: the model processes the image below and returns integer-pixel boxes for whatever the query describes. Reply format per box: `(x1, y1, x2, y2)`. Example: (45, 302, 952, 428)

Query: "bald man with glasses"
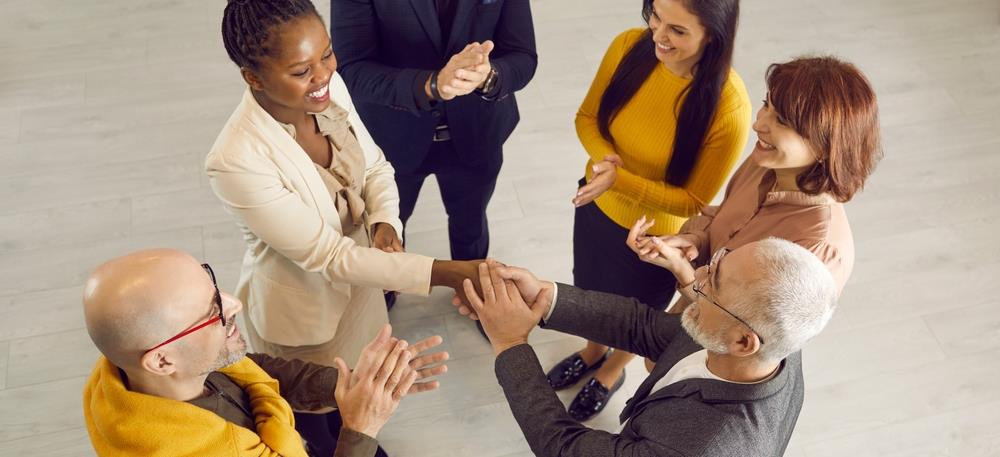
(81, 249, 448, 457)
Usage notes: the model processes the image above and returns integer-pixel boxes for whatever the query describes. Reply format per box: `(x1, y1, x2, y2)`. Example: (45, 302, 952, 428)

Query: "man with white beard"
(457, 238, 837, 457)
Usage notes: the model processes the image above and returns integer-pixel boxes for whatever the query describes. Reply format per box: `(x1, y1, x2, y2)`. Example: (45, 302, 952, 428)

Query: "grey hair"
(737, 238, 838, 362)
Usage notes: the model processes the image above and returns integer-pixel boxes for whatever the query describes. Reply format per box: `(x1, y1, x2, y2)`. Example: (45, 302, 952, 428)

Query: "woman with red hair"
(629, 56, 882, 313)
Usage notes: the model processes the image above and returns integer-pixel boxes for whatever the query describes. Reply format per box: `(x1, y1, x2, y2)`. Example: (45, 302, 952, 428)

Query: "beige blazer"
(206, 72, 434, 347)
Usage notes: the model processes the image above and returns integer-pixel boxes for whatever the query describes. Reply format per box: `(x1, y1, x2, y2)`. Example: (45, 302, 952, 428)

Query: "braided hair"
(221, 0, 321, 71)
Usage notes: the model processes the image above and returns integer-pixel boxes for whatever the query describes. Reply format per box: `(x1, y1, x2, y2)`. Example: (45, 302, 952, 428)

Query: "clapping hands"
(573, 154, 623, 207)
(626, 216, 698, 286)
(333, 324, 448, 438)
(434, 41, 495, 100)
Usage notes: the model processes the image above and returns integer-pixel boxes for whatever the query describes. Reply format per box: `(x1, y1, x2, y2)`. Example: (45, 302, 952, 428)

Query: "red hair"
(766, 56, 882, 202)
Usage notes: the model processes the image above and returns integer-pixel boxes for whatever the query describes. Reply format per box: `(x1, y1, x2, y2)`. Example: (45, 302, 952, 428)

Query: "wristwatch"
(478, 67, 499, 95)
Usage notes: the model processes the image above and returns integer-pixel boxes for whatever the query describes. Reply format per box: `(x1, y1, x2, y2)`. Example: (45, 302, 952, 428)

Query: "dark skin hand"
(431, 260, 485, 306)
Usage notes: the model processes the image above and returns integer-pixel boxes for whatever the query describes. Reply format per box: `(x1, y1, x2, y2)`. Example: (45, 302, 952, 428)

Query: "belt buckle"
(433, 124, 451, 142)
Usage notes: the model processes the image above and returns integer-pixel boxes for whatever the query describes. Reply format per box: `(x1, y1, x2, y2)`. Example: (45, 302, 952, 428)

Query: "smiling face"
(140, 256, 247, 378)
(242, 14, 337, 116)
(750, 93, 821, 172)
(646, 0, 710, 77)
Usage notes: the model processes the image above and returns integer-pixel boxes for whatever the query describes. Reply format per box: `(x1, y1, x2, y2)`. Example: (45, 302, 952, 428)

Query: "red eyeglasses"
(145, 264, 226, 353)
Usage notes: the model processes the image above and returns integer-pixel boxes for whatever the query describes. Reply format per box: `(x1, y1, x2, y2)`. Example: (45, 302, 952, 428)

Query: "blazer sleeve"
(484, 0, 538, 100)
(495, 345, 686, 457)
(543, 284, 684, 361)
(206, 143, 434, 295)
(331, 0, 433, 113)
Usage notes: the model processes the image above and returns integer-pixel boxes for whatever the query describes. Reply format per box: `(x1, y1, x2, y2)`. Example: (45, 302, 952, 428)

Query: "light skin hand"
(333, 324, 419, 438)
(426, 41, 494, 100)
(403, 334, 449, 393)
(461, 261, 552, 355)
(573, 155, 619, 207)
(626, 216, 698, 286)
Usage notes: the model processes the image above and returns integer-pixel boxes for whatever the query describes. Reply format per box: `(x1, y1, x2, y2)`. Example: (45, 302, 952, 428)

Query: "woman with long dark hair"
(551, 0, 751, 421)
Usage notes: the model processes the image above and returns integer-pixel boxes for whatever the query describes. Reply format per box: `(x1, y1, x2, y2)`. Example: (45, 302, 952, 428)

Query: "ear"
(140, 349, 179, 377)
(240, 67, 265, 91)
(728, 328, 762, 359)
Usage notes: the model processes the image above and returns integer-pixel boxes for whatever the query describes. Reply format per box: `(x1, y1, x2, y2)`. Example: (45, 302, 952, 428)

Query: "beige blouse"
(680, 158, 854, 293)
(276, 103, 368, 234)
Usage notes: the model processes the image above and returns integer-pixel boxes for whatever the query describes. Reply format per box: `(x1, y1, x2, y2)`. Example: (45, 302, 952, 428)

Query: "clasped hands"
(625, 215, 699, 288)
(428, 40, 496, 101)
(450, 259, 556, 355)
(573, 153, 623, 207)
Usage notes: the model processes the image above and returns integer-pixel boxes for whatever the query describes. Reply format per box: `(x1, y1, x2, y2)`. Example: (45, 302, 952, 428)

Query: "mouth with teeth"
(307, 83, 330, 103)
(756, 139, 776, 151)
(655, 41, 676, 53)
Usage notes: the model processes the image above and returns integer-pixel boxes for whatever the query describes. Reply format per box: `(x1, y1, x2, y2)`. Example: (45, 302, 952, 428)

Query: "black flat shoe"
(568, 371, 626, 422)
(545, 351, 608, 391)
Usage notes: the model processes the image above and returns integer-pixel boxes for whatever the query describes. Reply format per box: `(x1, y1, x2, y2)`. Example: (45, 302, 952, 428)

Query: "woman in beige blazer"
(208, 3, 474, 455)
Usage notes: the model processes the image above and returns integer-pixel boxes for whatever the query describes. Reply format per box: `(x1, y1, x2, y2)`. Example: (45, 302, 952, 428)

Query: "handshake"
(449, 260, 558, 355)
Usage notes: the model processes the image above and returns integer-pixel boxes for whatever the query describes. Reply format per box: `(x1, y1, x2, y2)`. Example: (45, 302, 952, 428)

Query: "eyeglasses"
(691, 248, 765, 345)
(145, 264, 226, 353)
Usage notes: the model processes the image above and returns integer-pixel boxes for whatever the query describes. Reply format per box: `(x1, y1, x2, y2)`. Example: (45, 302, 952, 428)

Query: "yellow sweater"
(576, 28, 751, 235)
(83, 356, 308, 457)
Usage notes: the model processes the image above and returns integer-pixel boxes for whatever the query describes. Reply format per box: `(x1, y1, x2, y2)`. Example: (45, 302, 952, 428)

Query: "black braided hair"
(222, 0, 321, 71)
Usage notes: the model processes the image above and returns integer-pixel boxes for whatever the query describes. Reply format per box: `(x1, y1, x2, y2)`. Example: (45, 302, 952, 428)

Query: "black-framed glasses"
(145, 263, 225, 353)
(691, 249, 765, 345)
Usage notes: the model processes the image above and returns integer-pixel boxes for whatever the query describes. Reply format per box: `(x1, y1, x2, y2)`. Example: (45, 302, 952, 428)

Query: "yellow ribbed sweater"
(576, 28, 752, 235)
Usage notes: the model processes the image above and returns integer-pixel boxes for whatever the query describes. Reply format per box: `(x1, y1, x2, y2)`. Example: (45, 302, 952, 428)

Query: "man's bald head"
(83, 249, 218, 369)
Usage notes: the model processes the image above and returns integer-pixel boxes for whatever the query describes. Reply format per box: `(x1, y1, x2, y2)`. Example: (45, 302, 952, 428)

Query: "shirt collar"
(758, 169, 837, 207)
(275, 101, 350, 140)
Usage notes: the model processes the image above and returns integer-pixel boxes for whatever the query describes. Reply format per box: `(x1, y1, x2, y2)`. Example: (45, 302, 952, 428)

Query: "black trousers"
(394, 139, 502, 261)
(572, 187, 678, 312)
(295, 410, 388, 457)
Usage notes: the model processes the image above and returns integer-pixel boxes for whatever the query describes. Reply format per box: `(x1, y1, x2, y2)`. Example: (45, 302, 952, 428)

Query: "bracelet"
(429, 70, 442, 101)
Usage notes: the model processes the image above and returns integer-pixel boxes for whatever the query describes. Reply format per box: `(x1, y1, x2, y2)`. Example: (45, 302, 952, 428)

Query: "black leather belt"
(433, 124, 451, 142)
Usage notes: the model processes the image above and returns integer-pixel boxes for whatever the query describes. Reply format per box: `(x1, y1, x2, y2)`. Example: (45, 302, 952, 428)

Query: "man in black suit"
(457, 238, 838, 456)
(331, 0, 537, 266)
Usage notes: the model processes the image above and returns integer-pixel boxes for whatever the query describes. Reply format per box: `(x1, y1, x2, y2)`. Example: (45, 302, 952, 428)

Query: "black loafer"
(568, 371, 626, 422)
(545, 351, 608, 391)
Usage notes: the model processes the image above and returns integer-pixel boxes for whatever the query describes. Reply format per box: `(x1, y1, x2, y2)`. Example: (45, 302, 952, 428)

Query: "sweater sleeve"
(610, 99, 751, 218)
(575, 30, 639, 165)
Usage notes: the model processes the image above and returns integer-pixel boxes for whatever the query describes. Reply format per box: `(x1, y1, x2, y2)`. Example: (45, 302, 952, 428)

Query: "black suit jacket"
(494, 284, 805, 457)
(331, 0, 537, 173)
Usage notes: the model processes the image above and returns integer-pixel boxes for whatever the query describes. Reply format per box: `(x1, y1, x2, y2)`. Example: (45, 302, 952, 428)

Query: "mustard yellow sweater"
(576, 28, 752, 235)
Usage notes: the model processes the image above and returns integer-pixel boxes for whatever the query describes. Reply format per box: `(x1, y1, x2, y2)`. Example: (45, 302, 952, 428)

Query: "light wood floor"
(1, 0, 999, 455)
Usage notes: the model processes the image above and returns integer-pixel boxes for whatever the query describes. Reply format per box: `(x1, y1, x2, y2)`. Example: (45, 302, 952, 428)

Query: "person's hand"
(573, 156, 618, 207)
(462, 261, 552, 355)
(626, 216, 698, 286)
(433, 42, 494, 100)
(451, 261, 553, 321)
(333, 324, 418, 438)
(431, 259, 484, 307)
(371, 223, 404, 253)
(404, 334, 449, 393)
